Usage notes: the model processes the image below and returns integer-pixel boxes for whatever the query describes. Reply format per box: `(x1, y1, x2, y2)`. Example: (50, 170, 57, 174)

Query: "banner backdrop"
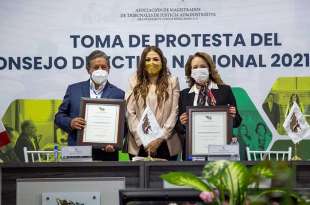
(0, 0, 309, 160)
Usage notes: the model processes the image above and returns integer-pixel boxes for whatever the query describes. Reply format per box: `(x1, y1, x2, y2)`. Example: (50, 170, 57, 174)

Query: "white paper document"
(192, 111, 227, 155)
(137, 106, 163, 147)
(83, 103, 119, 143)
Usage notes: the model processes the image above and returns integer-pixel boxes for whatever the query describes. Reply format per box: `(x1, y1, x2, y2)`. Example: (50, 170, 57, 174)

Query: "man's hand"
(145, 138, 164, 156)
(101, 144, 115, 152)
(179, 112, 188, 125)
(70, 117, 86, 130)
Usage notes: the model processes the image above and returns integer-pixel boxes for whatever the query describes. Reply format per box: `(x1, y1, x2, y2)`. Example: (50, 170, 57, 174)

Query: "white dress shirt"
(89, 79, 106, 98)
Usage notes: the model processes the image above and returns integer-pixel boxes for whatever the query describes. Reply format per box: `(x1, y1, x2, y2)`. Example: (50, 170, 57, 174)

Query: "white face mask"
(91, 69, 108, 85)
(191, 68, 209, 84)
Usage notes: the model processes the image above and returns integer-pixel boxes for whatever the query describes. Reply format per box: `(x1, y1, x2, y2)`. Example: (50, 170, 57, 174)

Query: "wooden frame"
(186, 106, 233, 159)
(77, 98, 125, 149)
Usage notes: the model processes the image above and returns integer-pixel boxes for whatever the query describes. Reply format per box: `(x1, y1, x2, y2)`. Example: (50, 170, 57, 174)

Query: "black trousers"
(92, 148, 119, 161)
(180, 134, 187, 161)
(129, 141, 178, 161)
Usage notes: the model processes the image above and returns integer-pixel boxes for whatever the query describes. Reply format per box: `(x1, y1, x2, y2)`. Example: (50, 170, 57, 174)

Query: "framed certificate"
(186, 106, 233, 158)
(77, 98, 125, 148)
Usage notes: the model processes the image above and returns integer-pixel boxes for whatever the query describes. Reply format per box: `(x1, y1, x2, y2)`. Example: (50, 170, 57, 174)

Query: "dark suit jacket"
(176, 84, 242, 135)
(55, 80, 125, 146)
(262, 102, 280, 128)
(14, 133, 40, 162)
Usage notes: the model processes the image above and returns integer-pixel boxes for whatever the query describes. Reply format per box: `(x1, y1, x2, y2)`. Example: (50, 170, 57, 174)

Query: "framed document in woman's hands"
(77, 98, 125, 148)
(186, 106, 233, 159)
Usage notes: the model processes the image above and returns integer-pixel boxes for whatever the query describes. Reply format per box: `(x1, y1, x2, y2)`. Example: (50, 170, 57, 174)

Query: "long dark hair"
(133, 46, 170, 108)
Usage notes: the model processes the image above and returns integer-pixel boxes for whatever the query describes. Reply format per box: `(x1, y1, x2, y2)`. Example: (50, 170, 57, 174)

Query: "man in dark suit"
(262, 93, 280, 129)
(14, 120, 40, 162)
(55, 50, 125, 161)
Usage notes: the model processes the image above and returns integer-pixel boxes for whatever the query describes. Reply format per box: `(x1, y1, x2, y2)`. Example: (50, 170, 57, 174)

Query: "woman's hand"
(101, 144, 115, 152)
(179, 112, 188, 125)
(231, 137, 238, 144)
(145, 138, 163, 156)
(228, 106, 236, 118)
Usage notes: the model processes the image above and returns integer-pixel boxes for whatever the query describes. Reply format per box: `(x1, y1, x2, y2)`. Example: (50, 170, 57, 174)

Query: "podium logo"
(56, 198, 84, 205)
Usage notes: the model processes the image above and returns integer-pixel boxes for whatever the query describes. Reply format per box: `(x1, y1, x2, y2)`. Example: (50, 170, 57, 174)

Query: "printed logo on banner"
(119, 7, 216, 21)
